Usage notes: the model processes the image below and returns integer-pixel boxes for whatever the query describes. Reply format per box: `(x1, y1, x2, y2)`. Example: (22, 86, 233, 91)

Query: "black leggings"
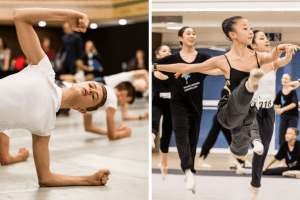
(251, 107, 275, 188)
(217, 77, 256, 156)
(200, 113, 232, 159)
(172, 113, 201, 174)
(262, 167, 289, 175)
(279, 115, 298, 147)
(152, 97, 173, 153)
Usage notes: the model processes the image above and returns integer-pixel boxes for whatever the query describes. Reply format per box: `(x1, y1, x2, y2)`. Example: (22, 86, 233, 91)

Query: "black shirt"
(152, 73, 170, 98)
(154, 52, 211, 117)
(275, 140, 300, 170)
(274, 90, 299, 118)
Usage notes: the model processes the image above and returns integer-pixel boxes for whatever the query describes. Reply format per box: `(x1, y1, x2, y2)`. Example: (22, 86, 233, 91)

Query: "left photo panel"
(0, 1, 149, 200)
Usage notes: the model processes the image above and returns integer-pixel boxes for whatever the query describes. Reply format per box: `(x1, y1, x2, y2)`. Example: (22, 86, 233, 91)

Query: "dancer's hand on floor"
(91, 169, 111, 186)
(18, 147, 30, 161)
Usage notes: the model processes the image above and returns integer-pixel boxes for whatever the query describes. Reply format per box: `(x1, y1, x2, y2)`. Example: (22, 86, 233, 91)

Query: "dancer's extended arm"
(259, 44, 299, 66)
(273, 48, 293, 71)
(153, 56, 220, 75)
(32, 134, 110, 187)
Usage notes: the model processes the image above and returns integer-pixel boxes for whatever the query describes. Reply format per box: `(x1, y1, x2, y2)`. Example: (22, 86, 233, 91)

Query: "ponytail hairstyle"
(222, 16, 243, 41)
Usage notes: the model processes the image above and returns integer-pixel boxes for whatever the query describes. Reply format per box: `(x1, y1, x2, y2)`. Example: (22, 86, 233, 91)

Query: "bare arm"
(2, 53, 11, 71)
(76, 59, 91, 71)
(13, 8, 88, 65)
(0, 133, 29, 165)
(155, 56, 220, 75)
(107, 107, 131, 140)
(84, 114, 107, 135)
(273, 50, 293, 71)
(263, 156, 278, 171)
(32, 134, 110, 187)
(276, 103, 297, 114)
(154, 71, 169, 80)
(287, 81, 300, 89)
(133, 69, 149, 87)
(122, 103, 148, 120)
(260, 44, 299, 66)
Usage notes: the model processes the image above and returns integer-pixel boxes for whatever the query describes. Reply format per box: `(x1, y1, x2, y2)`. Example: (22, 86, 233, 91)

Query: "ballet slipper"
(253, 140, 264, 155)
(248, 184, 259, 200)
(185, 169, 196, 194)
(246, 68, 265, 92)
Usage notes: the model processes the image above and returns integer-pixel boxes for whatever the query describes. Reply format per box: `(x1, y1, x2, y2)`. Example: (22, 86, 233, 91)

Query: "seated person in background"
(262, 127, 300, 178)
(76, 40, 104, 81)
(41, 37, 55, 62)
(84, 81, 136, 140)
(126, 49, 146, 71)
(0, 37, 11, 71)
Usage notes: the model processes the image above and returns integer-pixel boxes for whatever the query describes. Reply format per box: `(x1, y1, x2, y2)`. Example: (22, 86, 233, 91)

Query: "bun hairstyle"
(178, 26, 195, 46)
(247, 30, 261, 50)
(222, 16, 243, 41)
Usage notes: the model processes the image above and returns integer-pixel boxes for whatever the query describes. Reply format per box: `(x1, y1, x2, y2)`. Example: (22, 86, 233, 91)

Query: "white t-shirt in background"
(0, 56, 62, 136)
(103, 71, 136, 89)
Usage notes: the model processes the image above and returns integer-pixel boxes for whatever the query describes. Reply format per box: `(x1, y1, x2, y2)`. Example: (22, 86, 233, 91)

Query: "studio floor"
(152, 152, 300, 200)
(0, 99, 149, 200)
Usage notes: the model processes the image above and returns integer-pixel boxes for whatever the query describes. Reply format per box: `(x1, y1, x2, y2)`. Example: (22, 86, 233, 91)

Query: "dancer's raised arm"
(13, 8, 88, 65)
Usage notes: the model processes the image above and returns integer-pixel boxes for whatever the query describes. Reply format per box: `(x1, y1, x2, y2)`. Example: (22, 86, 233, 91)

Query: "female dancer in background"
(152, 45, 172, 181)
(153, 27, 222, 193)
(245, 30, 294, 200)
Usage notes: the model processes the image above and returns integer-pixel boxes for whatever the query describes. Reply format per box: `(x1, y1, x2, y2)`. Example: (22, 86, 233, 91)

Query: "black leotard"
(225, 52, 260, 92)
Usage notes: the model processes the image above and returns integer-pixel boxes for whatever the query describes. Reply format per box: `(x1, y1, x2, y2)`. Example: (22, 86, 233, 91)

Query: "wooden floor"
(0, 99, 149, 200)
(152, 152, 300, 200)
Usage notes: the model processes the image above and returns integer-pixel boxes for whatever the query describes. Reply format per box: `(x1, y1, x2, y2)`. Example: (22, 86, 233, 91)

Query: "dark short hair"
(86, 82, 107, 111)
(247, 30, 261, 50)
(222, 16, 243, 41)
(115, 81, 136, 104)
(178, 26, 195, 46)
(288, 127, 299, 136)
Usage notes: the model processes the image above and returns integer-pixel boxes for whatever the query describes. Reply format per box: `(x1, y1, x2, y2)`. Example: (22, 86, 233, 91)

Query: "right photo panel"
(151, 1, 300, 199)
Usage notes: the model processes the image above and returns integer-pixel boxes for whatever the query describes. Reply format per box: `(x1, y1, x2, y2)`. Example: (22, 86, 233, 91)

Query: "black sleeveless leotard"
(225, 51, 260, 92)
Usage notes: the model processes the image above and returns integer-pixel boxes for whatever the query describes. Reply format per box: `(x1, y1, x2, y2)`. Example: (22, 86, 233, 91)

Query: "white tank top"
(251, 64, 276, 110)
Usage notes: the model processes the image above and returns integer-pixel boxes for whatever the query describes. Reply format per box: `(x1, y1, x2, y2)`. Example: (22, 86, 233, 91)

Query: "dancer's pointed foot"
(185, 169, 195, 194)
(248, 184, 259, 200)
(246, 68, 265, 92)
(253, 140, 264, 155)
(159, 163, 168, 181)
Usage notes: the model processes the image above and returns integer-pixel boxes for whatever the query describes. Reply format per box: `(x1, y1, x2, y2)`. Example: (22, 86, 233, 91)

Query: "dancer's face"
(156, 45, 171, 59)
(230, 19, 253, 45)
(70, 81, 104, 113)
(251, 32, 270, 52)
(85, 41, 94, 52)
(285, 128, 297, 142)
(179, 28, 196, 47)
(116, 90, 132, 106)
(281, 74, 292, 86)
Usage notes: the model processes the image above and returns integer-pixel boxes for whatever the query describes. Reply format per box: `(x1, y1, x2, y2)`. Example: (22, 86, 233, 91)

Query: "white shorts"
(1, 129, 13, 137)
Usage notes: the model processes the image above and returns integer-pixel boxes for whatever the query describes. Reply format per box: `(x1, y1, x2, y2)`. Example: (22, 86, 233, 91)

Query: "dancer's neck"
(181, 45, 196, 55)
(230, 42, 249, 58)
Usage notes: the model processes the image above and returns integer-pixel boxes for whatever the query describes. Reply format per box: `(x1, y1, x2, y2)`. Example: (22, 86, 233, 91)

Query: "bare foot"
(91, 169, 111, 186)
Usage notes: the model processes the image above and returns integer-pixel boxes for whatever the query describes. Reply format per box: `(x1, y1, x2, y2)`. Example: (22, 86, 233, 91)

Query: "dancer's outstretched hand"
(286, 81, 300, 89)
(277, 44, 300, 54)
